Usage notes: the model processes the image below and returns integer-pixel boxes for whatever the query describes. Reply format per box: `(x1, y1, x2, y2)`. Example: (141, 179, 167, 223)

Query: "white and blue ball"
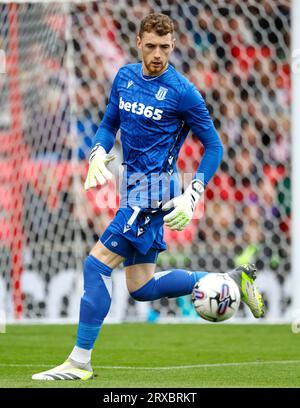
(192, 273, 240, 322)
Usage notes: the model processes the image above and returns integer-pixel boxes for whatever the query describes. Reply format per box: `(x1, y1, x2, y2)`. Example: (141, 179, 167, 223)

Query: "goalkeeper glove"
(162, 179, 204, 231)
(84, 144, 116, 190)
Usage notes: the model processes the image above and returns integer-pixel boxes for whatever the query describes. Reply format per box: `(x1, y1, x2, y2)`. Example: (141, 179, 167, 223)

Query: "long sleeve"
(93, 72, 121, 152)
(179, 84, 224, 186)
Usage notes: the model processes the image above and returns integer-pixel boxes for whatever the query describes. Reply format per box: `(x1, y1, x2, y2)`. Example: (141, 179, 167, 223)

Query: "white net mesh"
(0, 0, 291, 321)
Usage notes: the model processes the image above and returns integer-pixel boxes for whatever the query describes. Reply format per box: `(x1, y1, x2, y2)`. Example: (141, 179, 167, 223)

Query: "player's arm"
(84, 73, 121, 190)
(163, 85, 224, 230)
(179, 85, 224, 186)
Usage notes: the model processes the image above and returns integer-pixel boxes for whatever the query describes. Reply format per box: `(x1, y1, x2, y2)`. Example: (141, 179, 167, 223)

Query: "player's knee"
(81, 256, 112, 316)
(83, 255, 112, 282)
(83, 256, 96, 283)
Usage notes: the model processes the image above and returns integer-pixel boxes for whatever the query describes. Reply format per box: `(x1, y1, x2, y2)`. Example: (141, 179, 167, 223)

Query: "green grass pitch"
(1, 323, 300, 388)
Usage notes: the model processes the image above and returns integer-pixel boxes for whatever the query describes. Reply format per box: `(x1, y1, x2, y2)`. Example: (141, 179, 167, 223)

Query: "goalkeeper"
(33, 13, 264, 381)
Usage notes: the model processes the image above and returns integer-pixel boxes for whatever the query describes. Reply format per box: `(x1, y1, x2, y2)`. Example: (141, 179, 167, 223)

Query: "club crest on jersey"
(155, 86, 168, 101)
(127, 80, 133, 89)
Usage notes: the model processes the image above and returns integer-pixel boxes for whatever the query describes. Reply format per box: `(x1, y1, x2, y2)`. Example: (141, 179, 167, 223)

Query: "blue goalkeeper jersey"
(94, 63, 223, 210)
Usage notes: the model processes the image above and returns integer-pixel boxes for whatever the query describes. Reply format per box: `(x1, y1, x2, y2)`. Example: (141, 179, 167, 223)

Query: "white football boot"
(32, 358, 93, 381)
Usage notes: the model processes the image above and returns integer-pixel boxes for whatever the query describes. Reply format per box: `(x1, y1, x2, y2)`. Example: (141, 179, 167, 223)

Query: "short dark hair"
(139, 13, 174, 37)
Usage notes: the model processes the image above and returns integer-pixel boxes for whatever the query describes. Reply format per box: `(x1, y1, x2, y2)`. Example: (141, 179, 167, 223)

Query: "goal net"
(0, 0, 291, 323)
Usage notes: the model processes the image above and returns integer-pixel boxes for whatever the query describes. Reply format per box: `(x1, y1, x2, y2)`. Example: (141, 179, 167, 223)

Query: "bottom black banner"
(0, 387, 298, 406)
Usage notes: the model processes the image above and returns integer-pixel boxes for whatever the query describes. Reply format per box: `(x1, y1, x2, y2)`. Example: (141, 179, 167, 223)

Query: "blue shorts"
(100, 207, 168, 266)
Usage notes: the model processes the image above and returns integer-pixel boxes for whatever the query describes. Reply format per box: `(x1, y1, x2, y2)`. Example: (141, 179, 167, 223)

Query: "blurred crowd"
(69, 0, 291, 280)
(0, 0, 291, 317)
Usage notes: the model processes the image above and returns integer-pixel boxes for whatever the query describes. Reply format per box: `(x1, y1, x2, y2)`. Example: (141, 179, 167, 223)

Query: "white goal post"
(291, 0, 300, 314)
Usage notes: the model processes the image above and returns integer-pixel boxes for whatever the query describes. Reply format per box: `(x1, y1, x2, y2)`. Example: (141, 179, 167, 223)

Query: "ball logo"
(119, 96, 163, 120)
(217, 284, 232, 316)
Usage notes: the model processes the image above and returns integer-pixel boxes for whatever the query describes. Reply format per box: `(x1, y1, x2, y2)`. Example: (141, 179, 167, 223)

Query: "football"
(192, 273, 241, 322)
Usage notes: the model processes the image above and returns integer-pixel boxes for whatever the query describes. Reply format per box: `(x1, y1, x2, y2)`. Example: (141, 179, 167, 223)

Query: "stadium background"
(0, 0, 291, 323)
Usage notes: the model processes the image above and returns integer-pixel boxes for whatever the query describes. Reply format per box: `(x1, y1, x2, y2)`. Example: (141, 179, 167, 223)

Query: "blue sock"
(130, 269, 208, 301)
(76, 255, 112, 350)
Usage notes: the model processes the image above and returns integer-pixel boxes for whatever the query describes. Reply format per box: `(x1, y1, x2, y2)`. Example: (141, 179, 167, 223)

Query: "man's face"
(137, 31, 175, 76)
